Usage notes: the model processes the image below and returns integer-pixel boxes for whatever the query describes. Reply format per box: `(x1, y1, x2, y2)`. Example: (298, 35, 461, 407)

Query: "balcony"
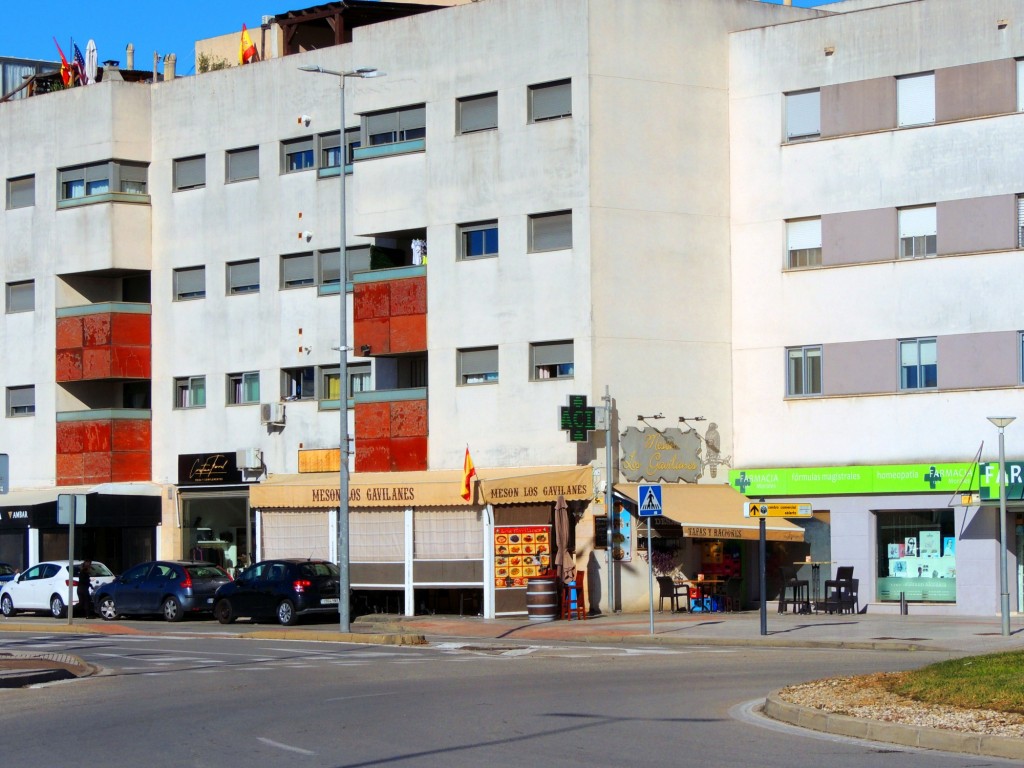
(354, 388, 427, 472)
(55, 303, 151, 382)
(353, 267, 426, 356)
(55, 409, 152, 485)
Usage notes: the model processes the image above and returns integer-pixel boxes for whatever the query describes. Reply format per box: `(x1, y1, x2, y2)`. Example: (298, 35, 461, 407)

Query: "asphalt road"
(0, 632, 1015, 768)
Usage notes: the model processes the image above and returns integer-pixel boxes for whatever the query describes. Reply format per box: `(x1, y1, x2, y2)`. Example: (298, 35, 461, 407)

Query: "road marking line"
(257, 737, 315, 756)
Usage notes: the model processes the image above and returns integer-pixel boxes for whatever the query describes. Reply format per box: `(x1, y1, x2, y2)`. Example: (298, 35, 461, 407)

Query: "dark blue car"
(0, 562, 16, 584)
(214, 559, 340, 626)
(93, 560, 232, 622)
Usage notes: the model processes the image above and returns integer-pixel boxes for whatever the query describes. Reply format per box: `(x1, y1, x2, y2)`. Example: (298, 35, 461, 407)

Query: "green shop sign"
(728, 463, 977, 497)
(978, 462, 1024, 504)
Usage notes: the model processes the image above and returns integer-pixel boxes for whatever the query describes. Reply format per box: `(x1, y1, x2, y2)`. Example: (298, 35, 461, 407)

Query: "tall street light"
(987, 416, 1015, 637)
(299, 63, 385, 632)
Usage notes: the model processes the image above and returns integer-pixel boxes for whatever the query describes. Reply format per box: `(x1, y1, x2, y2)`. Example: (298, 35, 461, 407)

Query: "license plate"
(206, 597, 214, 604)
(320, 598, 339, 605)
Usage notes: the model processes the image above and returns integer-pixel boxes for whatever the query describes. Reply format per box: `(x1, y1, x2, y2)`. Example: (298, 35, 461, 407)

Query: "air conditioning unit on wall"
(260, 402, 286, 425)
(236, 448, 263, 470)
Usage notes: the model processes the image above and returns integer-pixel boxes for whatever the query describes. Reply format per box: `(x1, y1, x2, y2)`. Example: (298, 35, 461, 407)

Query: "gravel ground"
(778, 673, 1024, 738)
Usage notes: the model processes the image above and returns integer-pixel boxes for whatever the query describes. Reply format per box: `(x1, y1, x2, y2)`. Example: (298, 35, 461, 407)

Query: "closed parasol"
(85, 40, 97, 85)
(553, 494, 576, 583)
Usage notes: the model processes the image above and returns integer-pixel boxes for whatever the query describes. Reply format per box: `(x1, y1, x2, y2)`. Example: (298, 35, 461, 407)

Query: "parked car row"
(0, 558, 342, 626)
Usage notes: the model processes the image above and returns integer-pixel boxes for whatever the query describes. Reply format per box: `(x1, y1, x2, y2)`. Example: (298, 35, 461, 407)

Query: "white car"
(0, 560, 115, 618)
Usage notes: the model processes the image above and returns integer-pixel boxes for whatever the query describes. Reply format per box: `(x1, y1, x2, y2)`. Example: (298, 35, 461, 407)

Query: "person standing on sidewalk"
(77, 559, 95, 618)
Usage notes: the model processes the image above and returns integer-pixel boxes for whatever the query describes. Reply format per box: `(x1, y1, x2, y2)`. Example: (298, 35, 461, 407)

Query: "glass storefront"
(875, 508, 955, 603)
(180, 493, 252, 576)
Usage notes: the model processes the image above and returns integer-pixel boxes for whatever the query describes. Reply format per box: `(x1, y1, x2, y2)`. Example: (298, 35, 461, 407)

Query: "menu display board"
(494, 525, 551, 588)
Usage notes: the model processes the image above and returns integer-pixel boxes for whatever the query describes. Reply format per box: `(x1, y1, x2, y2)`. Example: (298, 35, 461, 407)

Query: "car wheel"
(276, 599, 297, 626)
(1, 594, 14, 617)
(162, 595, 184, 622)
(214, 598, 236, 624)
(50, 594, 66, 619)
(98, 595, 119, 621)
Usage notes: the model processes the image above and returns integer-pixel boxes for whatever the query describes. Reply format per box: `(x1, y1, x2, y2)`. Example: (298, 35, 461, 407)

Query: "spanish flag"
(239, 23, 258, 65)
(53, 37, 71, 85)
(460, 447, 477, 502)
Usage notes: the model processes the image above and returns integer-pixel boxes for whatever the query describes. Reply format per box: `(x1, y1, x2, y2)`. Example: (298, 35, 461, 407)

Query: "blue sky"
(2, 0, 843, 77)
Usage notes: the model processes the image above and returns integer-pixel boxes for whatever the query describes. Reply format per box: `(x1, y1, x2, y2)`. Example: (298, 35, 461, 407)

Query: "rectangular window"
(319, 131, 341, 170)
(458, 347, 499, 385)
(528, 211, 572, 252)
(173, 266, 206, 301)
(226, 146, 259, 182)
(529, 79, 571, 122)
(320, 249, 341, 287)
(173, 155, 205, 191)
(6, 175, 34, 209)
(531, 340, 574, 380)
(282, 137, 315, 173)
(59, 160, 148, 200)
(459, 221, 499, 260)
(900, 337, 937, 390)
(897, 72, 935, 127)
(227, 372, 260, 405)
(7, 385, 34, 417)
(899, 205, 937, 259)
(281, 252, 315, 288)
(1017, 196, 1024, 248)
(457, 92, 498, 134)
(785, 89, 820, 140)
(349, 363, 370, 395)
(174, 376, 206, 409)
(875, 510, 956, 603)
(786, 218, 822, 268)
(282, 367, 315, 400)
(786, 346, 822, 396)
(6, 280, 34, 313)
(320, 365, 340, 401)
(347, 246, 371, 280)
(364, 105, 426, 147)
(227, 260, 260, 295)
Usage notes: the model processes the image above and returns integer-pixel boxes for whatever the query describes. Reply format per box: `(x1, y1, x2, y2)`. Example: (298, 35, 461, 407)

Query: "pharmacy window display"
(875, 509, 955, 603)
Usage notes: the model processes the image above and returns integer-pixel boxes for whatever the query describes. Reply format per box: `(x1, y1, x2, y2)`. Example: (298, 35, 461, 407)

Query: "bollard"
(899, 591, 908, 615)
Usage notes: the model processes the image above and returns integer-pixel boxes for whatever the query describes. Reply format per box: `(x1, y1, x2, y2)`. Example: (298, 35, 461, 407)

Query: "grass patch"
(885, 650, 1024, 713)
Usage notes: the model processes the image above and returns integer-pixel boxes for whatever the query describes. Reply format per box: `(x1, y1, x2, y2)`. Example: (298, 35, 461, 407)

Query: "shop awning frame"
(615, 483, 805, 542)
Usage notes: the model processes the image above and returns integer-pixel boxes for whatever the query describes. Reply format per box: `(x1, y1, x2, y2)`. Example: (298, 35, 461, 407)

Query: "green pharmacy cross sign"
(560, 395, 597, 443)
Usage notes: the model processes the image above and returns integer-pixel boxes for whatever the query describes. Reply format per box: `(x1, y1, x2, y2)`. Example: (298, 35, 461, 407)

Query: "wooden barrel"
(526, 577, 559, 621)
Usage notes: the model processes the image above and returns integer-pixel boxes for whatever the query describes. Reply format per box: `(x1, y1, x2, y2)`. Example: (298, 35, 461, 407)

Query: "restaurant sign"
(729, 463, 976, 497)
(620, 427, 701, 483)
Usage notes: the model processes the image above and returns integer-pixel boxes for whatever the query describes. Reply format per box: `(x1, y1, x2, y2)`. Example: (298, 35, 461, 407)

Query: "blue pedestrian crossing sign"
(638, 484, 663, 517)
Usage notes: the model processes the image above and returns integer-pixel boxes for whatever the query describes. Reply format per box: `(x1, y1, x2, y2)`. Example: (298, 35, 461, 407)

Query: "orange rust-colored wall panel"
(390, 399, 427, 438)
(353, 282, 391, 320)
(56, 317, 84, 350)
(56, 453, 85, 485)
(56, 422, 86, 453)
(82, 314, 112, 346)
(81, 421, 113, 453)
(110, 346, 151, 378)
(389, 436, 427, 471)
(389, 314, 426, 353)
(82, 452, 113, 484)
(389, 277, 426, 316)
(355, 439, 393, 473)
(112, 451, 152, 481)
(355, 402, 391, 439)
(57, 418, 152, 485)
(112, 420, 151, 451)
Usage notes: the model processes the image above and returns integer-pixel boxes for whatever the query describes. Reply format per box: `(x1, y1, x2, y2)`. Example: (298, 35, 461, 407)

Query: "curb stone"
(763, 690, 1024, 761)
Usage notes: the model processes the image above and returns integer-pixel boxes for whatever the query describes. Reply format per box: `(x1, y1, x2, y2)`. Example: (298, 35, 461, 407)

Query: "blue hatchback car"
(93, 560, 232, 622)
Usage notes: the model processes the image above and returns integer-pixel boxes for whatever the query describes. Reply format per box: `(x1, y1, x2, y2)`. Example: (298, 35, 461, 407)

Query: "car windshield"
(73, 562, 113, 577)
(186, 565, 229, 580)
(299, 562, 339, 579)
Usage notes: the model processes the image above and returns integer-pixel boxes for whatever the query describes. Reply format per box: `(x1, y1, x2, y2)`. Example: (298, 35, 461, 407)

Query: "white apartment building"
(2, 0, 1020, 619)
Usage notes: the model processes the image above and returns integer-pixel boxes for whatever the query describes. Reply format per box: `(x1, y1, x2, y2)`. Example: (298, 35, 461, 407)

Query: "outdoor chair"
(778, 565, 810, 614)
(717, 576, 742, 612)
(656, 576, 687, 612)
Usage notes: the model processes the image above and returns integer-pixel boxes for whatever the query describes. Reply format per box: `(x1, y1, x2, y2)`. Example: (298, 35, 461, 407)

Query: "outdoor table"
(676, 578, 724, 613)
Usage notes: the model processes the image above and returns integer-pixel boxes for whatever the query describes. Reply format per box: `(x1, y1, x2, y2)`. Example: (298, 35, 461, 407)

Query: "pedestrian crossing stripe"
(639, 485, 662, 514)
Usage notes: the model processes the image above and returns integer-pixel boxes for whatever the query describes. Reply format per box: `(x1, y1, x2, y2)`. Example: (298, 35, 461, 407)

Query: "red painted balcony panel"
(355, 402, 391, 439)
(112, 313, 151, 345)
(353, 282, 391, 320)
(113, 420, 152, 451)
(355, 439, 393, 473)
(81, 421, 113, 453)
(112, 451, 152, 481)
(56, 453, 85, 485)
(389, 436, 427, 471)
(57, 417, 151, 485)
(81, 347, 113, 379)
(56, 317, 84, 350)
(389, 314, 427, 354)
(82, 452, 114, 484)
(353, 317, 391, 356)
(56, 422, 86, 453)
(82, 314, 112, 346)
(390, 399, 427, 438)
(110, 346, 151, 378)
(389, 277, 426, 316)
(56, 350, 84, 382)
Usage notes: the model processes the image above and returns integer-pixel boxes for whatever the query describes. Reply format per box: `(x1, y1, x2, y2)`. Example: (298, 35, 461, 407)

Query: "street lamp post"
(987, 417, 1015, 637)
(299, 63, 384, 633)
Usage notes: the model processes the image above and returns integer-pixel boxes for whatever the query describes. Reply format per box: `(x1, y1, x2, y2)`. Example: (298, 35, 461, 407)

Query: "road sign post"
(638, 484, 662, 634)
(746, 500, 812, 635)
(58, 494, 86, 626)
(0, 454, 8, 494)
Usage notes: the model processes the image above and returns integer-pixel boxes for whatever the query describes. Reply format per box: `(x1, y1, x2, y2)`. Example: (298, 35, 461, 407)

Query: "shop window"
(875, 509, 956, 603)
